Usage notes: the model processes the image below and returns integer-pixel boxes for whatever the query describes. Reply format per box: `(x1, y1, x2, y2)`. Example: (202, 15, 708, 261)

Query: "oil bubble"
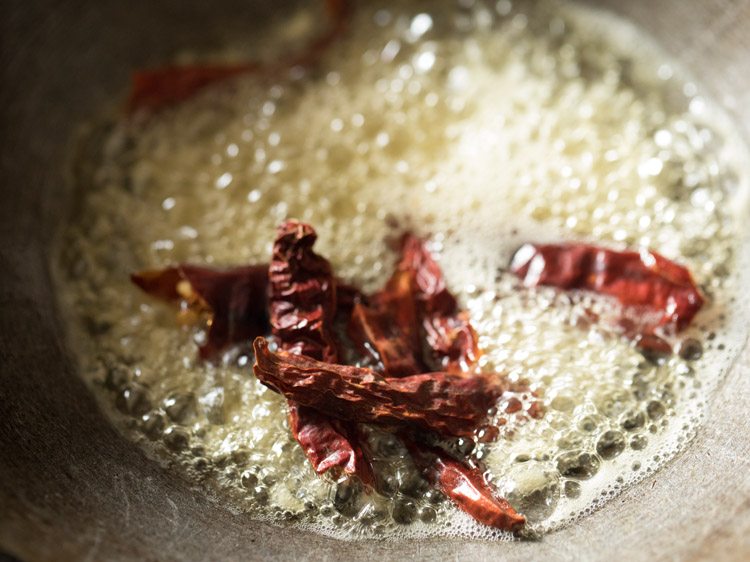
(596, 430, 626, 460)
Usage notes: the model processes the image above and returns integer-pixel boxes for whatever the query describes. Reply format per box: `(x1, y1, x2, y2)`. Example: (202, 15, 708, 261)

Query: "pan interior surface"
(2, 0, 750, 561)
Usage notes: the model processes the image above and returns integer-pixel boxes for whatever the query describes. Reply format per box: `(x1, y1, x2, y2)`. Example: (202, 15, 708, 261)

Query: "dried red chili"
(348, 269, 424, 377)
(405, 439, 525, 532)
(269, 220, 374, 483)
(269, 220, 339, 362)
(399, 235, 480, 372)
(510, 243, 704, 350)
(253, 337, 504, 438)
(341, 234, 516, 517)
(131, 264, 268, 359)
(131, 260, 363, 357)
(348, 234, 479, 375)
(127, 0, 352, 112)
(287, 403, 374, 486)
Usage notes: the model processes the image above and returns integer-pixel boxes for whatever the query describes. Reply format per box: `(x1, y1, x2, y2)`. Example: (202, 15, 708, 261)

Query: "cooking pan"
(1, 0, 749, 560)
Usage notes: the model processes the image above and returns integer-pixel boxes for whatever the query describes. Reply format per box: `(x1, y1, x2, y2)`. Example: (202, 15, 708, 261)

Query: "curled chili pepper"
(399, 234, 480, 372)
(269, 220, 373, 484)
(132, 223, 536, 528)
(269, 220, 339, 362)
(404, 438, 526, 532)
(131, 261, 358, 360)
(131, 255, 371, 482)
(131, 226, 373, 482)
(252, 337, 504, 438)
(340, 233, 525, 527)
(131, 264, 268, 359)
(348, 269, 424, 376)
(348, 234, 480, 375)
(126, 0, 353, 112)
(287, 403, 375, 486)
(510, 243, 704, 351)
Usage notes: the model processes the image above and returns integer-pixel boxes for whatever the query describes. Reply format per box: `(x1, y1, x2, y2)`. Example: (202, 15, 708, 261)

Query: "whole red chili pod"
(269, 220, 374, 483)
(253, 337, 504, 438)
(510, 243, 704, 349)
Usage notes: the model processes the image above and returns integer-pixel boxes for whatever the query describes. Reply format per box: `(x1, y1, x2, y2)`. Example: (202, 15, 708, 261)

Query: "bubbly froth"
(56, 0, 749, 541)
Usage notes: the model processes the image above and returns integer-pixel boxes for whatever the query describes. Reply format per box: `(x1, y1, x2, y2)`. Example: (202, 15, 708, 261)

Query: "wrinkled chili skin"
(253, 338, 504, 438)
(126, 0, 352, 112)
(405, 439, 526, 532)
(421, 315, 480, 372)
(269, 220, 339, 362)
(349, 301, 424, 376)
(269, 220, 374, 482)
(288, 403, 350, 472)
(399, 235, 480, 372)
(400, 235, 457, 314)
(131, 264, 268, 359)
(510, 243, 704, 334)
(349, 235, 480, 375)
(348, 268, 424, 377)
(287, 403, 374, 485)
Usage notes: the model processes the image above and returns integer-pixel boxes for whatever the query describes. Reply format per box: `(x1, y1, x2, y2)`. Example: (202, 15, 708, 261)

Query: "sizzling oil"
(56, 0, 750, 540)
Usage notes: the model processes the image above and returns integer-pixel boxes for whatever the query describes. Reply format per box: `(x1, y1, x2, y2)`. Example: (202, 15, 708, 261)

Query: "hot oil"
(56, 0, 750, 540)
